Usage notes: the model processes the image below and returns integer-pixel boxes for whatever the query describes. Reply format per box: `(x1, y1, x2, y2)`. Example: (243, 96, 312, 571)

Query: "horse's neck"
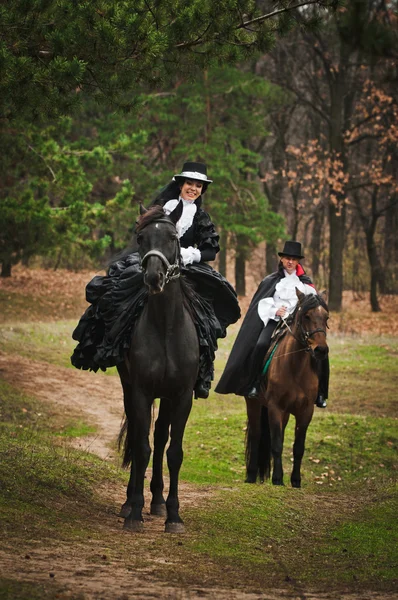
(146, 281, 186, 330)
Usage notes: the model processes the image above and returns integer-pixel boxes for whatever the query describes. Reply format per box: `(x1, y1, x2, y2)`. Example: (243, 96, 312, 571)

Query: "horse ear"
(319, 289, 328, 303)
(139, 203, 148, 215)
(296, 287, 305, 303)
(168, 200, 183, 224)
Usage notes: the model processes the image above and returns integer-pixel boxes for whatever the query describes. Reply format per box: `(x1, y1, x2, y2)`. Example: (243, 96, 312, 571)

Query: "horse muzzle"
(144, 271, 165, 295)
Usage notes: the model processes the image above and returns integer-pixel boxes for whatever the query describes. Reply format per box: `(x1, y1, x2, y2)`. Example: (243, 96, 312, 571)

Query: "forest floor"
(0, 266, 397, 600)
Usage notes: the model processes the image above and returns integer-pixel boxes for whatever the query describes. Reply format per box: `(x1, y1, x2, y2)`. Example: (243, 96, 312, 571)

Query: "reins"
(278, 301, 328, 357)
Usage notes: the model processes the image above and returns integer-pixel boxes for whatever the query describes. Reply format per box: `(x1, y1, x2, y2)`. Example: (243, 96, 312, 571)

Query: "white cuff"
(181, 246, 201, 266)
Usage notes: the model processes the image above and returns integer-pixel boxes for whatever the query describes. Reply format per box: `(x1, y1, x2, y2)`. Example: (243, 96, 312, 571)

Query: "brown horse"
(245, 289, 329, 488)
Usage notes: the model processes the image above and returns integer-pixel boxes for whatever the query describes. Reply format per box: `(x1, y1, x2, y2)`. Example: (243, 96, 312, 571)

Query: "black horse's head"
(295, 289, 329, 360)
(136, 202, 183, 295)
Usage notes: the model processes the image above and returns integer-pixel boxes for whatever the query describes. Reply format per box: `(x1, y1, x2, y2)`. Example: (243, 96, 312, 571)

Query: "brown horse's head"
(295, 289, 329, 360)
(136, 203, 183, 294)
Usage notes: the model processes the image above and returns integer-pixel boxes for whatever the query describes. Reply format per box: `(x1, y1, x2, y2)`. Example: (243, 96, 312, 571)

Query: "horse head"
(136, 202, 183, 295)
(295, 289, 329, 360)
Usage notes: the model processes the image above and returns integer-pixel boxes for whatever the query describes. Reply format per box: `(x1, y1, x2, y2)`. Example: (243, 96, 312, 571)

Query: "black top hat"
(174, 161, 213, 184)
(278, 240, 304, 259)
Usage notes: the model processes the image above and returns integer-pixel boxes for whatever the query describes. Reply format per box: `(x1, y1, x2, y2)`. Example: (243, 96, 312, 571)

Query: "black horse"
(118, 202, 199, 533)
(245, 290, 329, 488)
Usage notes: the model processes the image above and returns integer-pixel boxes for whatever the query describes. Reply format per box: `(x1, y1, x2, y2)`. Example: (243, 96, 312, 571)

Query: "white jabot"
(258, 270, 316, 327)
(163, 197, 197, 238)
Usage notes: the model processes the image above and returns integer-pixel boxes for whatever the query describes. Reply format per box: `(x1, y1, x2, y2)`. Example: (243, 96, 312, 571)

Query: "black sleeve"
(200, 247, 217, 262)
(194, 209, 220, 261)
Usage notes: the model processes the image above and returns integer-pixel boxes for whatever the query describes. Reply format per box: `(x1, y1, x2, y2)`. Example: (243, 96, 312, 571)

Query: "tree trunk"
(266, 244, 278, 274)
(218, 230, 227, 277)
(310, 214, 320, 280)
(1, 261, 12, 277)
(235, 240, 246, 296)
(366, 227, 381, 312)
(328, 201, 345, 311)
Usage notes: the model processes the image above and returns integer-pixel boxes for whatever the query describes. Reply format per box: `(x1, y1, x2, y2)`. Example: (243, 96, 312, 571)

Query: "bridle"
(282, 302, 328, 354)
(139, 217, 181, 285)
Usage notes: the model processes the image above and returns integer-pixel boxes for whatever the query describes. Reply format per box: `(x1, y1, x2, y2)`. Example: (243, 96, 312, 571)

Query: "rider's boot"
(194, 381, 210, 399)
(247, 378, 261, 399)
(315, 394, 327, 408)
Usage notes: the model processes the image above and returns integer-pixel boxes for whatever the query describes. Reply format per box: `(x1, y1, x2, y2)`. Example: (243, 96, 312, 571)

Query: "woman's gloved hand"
(181, 246, 201, 266)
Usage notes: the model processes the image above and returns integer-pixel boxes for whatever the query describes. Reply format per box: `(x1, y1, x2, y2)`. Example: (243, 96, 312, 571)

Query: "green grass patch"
(0, 321, 117, 375)
(0, 380, 124, 544)
(182, 394, 397, 487)
(328, 335, 398, 416)
(318, 487, 398, 585)
(175, 482, 398, 592)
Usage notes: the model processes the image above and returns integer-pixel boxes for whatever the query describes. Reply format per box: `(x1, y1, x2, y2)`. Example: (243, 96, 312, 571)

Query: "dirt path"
(0, 351, 394, 600)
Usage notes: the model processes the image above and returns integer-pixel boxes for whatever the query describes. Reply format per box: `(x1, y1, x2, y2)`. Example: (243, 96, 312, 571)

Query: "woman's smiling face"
(180, 179, 203, 202)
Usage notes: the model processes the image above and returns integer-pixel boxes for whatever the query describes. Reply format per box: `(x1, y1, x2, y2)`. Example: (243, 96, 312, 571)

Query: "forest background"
(1, 0, 397, 312)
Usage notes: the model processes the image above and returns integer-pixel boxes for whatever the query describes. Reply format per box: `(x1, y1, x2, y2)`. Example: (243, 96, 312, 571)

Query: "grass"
(0, 300, 397, 596)
(0, 321, 117, 374)
(0, 379, 123, 544)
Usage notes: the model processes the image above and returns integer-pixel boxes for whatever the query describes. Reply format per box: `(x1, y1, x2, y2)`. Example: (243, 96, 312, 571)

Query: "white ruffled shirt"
(163, 197, 197, 238)
(163, 197, 201, 266)
(258, 270, 316, 327)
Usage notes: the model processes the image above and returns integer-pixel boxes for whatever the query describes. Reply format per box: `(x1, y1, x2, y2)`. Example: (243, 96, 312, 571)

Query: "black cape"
(215, 265, 313, 396)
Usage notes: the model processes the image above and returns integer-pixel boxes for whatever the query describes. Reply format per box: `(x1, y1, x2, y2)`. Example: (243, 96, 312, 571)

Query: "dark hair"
(150, 178, 207, 208)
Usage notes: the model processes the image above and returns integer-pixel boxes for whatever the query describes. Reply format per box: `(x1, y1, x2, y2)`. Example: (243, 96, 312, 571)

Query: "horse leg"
(123, 399, 152, 533)
(119, 458, 135, 518)
(291, 412, 312, 488)
(268, 405, 289, 486)
(165, 393, 193, 533)
(150, 397, 170, 517)
(244, 397, 262, 483)
(117, 365, 135, 519)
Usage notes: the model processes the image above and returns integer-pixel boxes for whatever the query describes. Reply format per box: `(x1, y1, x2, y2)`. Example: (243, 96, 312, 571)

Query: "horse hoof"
(150, 503, 167, 517)
(123, 519, 144, 533)
(291, 481, 301, 488)
(165, 521, 185, 534)
(119, 504, 132, 518)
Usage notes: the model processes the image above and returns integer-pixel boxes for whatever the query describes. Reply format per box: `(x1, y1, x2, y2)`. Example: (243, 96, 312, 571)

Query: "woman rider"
(71, 161, 241, 398)
(215, 240, 329, 407)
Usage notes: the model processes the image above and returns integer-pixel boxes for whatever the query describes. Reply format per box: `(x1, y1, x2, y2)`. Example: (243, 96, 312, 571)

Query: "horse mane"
(135, 205, 170, 233)
(299, 293, 329, 316)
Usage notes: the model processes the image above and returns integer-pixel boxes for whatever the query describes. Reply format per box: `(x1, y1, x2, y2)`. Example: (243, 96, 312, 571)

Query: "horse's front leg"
(117, 365, 135, 519)
(119, 458, 135, 518)
(165, 391, 193, 533)
(291, 409, 313, 488)
(123, 395, 152, 533)
(150, 397, 171, 517)
(244, 397, 262, 483)
(268, 405, 289, 486)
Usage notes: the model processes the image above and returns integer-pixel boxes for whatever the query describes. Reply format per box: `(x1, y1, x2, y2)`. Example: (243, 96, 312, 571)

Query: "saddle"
(261, 316, 292, 378)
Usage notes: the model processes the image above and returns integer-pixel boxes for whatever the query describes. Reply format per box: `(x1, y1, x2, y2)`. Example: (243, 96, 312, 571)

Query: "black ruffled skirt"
(71, 253, 240, 387)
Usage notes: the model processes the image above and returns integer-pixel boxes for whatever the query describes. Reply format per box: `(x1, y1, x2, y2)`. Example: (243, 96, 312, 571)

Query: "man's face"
(280, 255, 299, 274)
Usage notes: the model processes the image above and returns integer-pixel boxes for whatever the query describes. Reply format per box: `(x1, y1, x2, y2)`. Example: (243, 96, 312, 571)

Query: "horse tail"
(118, 416, 134, 469)
(258, 406, 271, 481)
(245, 403, 271, 482)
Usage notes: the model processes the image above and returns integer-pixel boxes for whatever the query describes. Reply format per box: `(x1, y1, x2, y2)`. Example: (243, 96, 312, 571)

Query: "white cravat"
(258, 270, 316, 326)
(163, 197, 197, 238)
